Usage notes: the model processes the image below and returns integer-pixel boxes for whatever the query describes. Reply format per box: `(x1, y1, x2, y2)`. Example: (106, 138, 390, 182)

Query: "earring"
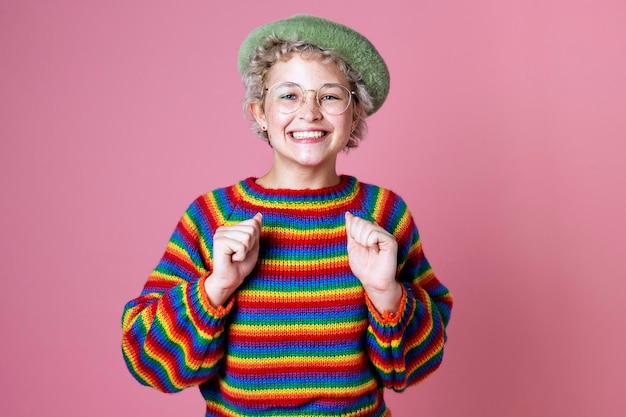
(262, 125, 267, 131)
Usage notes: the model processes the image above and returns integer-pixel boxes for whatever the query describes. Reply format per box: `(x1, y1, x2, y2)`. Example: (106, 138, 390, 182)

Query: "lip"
(288, 130, 328, 143)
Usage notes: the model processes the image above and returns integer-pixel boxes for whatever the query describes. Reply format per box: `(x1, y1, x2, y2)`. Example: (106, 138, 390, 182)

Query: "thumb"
(345, 211, 353, 226)
(345, 211, 353, 237)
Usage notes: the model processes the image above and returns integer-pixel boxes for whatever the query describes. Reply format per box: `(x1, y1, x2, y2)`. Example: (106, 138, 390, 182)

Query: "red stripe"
(236, 295, 363, 309)
(226, 360, 366, 375)
(229, 325, 365, 342)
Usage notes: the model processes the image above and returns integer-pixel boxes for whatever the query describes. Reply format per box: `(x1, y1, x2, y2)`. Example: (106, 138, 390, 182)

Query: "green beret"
(238, 14, 390, 115)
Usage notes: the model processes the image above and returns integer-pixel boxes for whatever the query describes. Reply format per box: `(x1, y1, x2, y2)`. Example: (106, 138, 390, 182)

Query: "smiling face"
(251, 54, 355, 186)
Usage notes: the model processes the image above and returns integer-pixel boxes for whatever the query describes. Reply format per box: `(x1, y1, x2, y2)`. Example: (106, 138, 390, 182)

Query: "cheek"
(335, 114, 354, 134)
(267, 112, 293, 131)
(265, 114, 293, 143)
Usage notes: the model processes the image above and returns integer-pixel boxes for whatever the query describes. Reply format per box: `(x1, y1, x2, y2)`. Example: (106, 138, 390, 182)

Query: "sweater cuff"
(195, 274, 235, 319)
(366, 285, 416, 345)
(365, 285, 408, 326)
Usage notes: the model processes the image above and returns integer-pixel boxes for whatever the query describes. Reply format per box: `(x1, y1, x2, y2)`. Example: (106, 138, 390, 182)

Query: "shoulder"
(184, 179, 250, 224)
(353, 177, 409, 215)
(350, 177, 415, 239)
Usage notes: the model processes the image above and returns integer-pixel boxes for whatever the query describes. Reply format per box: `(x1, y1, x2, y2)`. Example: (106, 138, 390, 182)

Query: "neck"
(256, 166, 341, 190)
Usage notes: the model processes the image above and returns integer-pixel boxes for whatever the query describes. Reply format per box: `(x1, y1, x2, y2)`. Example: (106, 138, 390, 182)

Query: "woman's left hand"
(345, 212, 403, 314)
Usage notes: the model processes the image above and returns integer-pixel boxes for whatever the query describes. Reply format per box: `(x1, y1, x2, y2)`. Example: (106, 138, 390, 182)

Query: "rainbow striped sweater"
(122, 176, 452, 416)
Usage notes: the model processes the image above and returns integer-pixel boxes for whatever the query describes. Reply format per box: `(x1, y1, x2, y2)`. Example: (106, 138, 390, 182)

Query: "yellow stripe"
(234, 181, 359, 211)
(219, 373, 375, 399)
(228, 351, 362, 365)
(261, 255, 348, 269)
(231, 320, 366, 334)
(238, 286, 363, 301)
(204, 194, 230, 225)
(164, 241, 194, 264)
(263, 224, 345, 237)
(148, 271, 185, 286)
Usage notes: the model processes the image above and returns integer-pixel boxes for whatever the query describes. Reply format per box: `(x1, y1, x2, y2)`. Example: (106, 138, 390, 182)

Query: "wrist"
(364, 282, 403, 315)
(203, 274, 235, 308)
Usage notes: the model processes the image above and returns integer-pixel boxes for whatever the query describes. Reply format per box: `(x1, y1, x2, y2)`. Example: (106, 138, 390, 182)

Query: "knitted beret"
(238, 14, 390, 115)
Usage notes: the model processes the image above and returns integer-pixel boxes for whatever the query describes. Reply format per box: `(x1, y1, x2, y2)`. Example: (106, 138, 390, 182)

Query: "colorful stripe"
(121, 175, 452, 416)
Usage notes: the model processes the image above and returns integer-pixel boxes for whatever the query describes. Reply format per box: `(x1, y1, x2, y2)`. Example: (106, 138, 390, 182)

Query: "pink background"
(1, 1, 625, 416)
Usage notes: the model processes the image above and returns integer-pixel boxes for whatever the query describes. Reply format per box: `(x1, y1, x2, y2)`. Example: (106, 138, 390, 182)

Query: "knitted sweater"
(122, 176, 452, 417)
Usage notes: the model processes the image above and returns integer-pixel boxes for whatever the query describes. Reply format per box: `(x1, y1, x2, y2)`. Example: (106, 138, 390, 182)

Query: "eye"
(272, 83, 302, 101)
(279, 92, 299, 100)
(320, 94, 341, 101)
(319, 85, 350, 102)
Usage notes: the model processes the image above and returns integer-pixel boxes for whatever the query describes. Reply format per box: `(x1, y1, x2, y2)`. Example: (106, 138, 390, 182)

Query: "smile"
(291, 131, 326, 139)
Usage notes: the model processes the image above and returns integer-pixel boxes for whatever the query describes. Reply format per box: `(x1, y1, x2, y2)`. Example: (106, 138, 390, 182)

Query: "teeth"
(292, 131, 324, 139)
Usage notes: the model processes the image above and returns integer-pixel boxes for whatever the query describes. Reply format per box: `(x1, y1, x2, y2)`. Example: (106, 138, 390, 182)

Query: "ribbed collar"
(236, 175, 359, 208)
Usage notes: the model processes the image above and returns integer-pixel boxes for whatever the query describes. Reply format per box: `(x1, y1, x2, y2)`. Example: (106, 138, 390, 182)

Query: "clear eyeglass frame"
(264, 82, 355, 116)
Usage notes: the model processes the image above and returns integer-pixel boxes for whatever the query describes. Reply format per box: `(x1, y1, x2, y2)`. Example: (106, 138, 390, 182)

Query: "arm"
(121, 197, 233, 393)
(350, 194, 453, 391)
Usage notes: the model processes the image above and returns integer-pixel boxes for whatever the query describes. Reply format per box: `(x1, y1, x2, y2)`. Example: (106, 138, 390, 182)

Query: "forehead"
(264, 54, 348, 88)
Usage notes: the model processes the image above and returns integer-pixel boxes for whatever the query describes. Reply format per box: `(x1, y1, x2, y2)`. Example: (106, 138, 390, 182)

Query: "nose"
(299, 90, 323, 121)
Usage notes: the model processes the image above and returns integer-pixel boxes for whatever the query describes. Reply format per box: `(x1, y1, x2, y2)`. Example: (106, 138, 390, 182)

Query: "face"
(251, 54, 355, 175)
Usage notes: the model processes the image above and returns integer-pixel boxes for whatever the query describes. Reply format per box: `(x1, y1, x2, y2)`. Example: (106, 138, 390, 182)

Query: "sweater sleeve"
(364, 193, 453, 391)
(121, 195, 232, 393)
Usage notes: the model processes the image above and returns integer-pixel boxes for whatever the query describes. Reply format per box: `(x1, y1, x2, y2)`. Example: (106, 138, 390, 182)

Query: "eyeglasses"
(264, 82, 355, 116)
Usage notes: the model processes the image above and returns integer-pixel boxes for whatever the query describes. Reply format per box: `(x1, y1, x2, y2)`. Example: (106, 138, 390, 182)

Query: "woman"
(122, 14, 452, 417)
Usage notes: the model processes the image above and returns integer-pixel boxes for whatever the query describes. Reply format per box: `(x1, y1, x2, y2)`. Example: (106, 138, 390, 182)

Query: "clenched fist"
(345, 212, 403, 314)
(204, 213, 263, 307)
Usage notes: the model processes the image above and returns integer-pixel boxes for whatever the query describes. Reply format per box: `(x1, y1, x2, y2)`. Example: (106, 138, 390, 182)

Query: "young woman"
(122, 14, 453, 417)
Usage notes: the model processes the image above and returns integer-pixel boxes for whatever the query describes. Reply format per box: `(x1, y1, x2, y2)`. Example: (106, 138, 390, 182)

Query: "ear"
(250, 102, 266, 129)
(351, 118, 359, 134)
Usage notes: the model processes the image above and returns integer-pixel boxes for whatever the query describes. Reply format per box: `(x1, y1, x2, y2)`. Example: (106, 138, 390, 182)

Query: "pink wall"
(1, 1, 625, 416)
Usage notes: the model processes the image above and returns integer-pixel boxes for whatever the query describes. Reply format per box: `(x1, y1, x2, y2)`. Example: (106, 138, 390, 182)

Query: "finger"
(215, 213, 262, 255)
(346, 213, 393, 252)
(218, 237, 251, 262)
(229, 214, 262, 262)
(251, 212, 263, 239)
(346, 211, 367, 240)
(233, 213, 263, 239)
(365, 229, 388, 252)
(238, 212, 263, 228)
(346, 212, 367, 246)
(216, 214, 262, 241)
(215, 229, 255, 252)
(346, 213, 374, 246)
(345, 211, 354, 235)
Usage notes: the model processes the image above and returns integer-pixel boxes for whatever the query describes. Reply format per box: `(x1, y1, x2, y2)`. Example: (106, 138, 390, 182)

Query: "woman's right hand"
(204, 213, 263, 307)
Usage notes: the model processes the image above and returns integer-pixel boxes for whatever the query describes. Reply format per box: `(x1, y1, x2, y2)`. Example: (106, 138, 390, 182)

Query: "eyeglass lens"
(267, 82, 352, 115)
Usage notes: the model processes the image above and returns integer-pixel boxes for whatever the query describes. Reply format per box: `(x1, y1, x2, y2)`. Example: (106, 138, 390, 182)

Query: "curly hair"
(241, 36, 374, 148)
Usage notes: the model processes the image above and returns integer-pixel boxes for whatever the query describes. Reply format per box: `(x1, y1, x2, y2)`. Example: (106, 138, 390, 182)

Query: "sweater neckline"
(239, 175, 358, 204)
